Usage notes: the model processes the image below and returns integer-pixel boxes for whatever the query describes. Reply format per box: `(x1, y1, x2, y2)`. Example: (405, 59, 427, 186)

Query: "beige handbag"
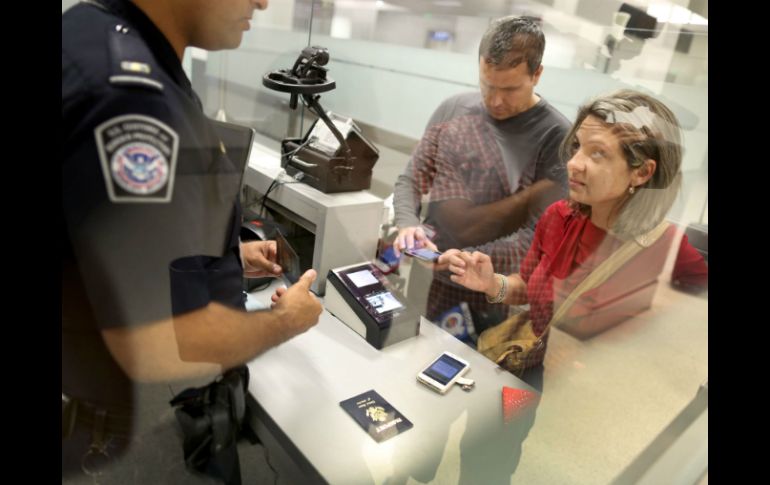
(477, 222, 669, 375)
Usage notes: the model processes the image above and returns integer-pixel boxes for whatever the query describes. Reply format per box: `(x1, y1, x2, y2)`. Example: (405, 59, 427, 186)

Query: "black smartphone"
(404, 247, 442, 263)
(275, 231, 301, 285)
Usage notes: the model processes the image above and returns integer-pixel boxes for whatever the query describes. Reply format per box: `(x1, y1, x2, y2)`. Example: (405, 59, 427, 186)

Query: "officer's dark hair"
(478, 16, 545, 75)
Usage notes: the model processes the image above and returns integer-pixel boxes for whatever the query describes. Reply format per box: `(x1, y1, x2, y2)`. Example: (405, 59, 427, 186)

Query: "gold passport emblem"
(121, 61, 151, 74)
(366, 406, 388, 423)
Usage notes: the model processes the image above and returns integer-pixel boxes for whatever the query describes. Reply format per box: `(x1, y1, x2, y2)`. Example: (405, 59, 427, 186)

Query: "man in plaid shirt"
(393, 16, 570, 334)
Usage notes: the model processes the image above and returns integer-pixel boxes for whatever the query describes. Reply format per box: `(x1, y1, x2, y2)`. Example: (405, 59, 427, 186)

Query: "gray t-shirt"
(393, 91, 571, 272)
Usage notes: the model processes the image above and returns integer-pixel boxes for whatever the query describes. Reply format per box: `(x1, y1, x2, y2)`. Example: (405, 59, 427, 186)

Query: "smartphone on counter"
(417, 351, 470, 394)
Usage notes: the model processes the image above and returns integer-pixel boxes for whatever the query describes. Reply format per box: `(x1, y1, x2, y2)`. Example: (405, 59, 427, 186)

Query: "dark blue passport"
(339, 389, 413, 442)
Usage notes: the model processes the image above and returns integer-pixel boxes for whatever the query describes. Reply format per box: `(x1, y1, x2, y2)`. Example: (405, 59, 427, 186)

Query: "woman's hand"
(434, 248, 459, 272)
(440, 250, 496, 294)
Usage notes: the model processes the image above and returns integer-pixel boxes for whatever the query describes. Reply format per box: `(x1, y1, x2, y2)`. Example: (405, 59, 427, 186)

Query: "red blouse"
(520, 200, 708, 338)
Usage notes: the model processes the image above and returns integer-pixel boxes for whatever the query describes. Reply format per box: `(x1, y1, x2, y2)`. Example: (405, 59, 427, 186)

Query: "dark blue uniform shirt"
(62, 0, 245, 405)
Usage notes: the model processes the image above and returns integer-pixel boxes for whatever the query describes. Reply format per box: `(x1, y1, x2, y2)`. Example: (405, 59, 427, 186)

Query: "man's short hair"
(478, 16, 545, 75)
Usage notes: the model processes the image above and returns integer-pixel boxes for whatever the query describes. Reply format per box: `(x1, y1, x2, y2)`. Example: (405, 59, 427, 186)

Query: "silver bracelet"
(485, 273, 508, 304)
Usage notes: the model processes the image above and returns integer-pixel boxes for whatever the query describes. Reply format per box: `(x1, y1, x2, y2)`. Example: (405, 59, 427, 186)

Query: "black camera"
(291, 46, 330, 81)
(262, 47, 379, 193)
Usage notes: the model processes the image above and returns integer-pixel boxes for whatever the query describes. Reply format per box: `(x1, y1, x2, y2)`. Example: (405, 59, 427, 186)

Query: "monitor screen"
(336, 264, 405, 324)
(210, 119, 256, 190)
(365, 291, 404, 314)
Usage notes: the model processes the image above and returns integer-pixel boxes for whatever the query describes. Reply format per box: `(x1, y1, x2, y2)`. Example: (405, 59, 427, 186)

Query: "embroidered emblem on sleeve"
(94, 115, 179, 203)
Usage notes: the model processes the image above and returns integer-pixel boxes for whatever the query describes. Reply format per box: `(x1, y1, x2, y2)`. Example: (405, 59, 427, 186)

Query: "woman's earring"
(628, 185, 636, 194)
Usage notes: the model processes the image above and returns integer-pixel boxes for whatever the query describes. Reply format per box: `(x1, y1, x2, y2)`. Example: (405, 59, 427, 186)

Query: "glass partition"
(191, 1, 706, 226)
(64, 0, 707, 482)
(198, 1, 708, 483)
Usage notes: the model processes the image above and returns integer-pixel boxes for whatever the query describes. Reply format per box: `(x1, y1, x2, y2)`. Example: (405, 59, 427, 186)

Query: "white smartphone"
(417, 351, 470, 394)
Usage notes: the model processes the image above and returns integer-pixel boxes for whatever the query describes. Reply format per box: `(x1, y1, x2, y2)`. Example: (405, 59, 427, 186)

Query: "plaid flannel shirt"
(415, 113, 535, 324)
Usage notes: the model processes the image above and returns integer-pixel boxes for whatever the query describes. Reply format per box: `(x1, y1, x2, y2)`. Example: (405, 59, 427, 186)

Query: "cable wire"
(259, 177, 301, 218)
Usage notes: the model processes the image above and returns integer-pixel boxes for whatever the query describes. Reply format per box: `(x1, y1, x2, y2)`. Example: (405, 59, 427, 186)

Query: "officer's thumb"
(296, 269, 317, 289)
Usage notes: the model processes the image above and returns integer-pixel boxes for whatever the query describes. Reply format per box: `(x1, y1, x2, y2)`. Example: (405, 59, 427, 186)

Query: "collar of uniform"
(98, 0, 195, 99)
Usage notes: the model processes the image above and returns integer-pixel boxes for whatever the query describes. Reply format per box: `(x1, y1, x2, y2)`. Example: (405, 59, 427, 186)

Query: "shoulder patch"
(94, 114, 179, 203)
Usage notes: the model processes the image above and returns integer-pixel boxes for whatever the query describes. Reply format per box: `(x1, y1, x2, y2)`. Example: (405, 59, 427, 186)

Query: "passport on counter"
(339, 389, 413, 442)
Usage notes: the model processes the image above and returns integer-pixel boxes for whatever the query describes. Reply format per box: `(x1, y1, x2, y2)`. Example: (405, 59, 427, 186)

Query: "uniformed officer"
(62, 0, 322, 481)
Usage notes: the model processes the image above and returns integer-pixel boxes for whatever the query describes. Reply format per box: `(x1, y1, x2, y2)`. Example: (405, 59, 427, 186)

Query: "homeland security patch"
(94, 114, 178, 202)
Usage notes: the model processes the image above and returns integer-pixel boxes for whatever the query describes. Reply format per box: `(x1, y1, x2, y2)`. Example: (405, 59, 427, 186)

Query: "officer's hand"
(393, 226, 438, 257)
(271, 270, 322, 336)
(241, 240, 282, 278)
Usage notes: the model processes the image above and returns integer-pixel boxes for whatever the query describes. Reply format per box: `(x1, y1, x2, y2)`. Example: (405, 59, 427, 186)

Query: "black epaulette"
(107, 23, 164, 92)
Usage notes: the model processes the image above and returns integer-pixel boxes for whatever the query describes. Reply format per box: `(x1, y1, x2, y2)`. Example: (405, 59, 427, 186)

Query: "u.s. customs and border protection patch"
(94, 114, 179, 202)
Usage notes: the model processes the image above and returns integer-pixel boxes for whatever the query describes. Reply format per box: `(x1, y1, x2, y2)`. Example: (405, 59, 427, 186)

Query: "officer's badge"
(94, 114, 178, 202)
(120, 61, 151, 74)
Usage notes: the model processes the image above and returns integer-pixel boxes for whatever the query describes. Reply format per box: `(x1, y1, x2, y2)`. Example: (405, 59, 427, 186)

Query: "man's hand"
(241, 240, 282, 278)
(526, 179, 562, 220)
(393, 226, 438, 257)
(430, 179, 563, 248)
(270, 269, 322, 337)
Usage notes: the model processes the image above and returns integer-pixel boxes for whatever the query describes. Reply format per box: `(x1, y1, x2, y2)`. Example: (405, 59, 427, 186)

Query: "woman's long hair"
(560, 89, 683, 240)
